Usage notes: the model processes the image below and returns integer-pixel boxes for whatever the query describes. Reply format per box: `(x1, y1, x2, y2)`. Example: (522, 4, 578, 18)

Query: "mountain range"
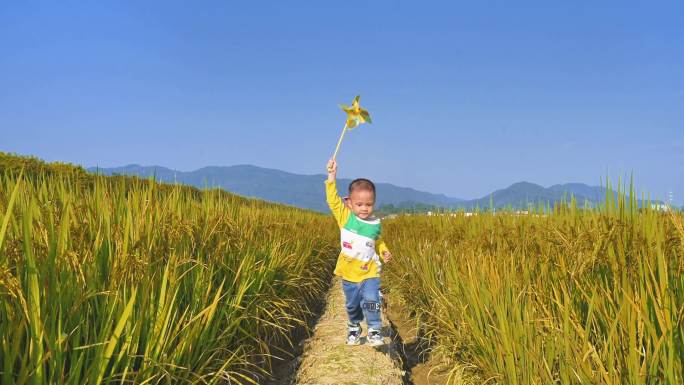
(87, 164, 657, 212)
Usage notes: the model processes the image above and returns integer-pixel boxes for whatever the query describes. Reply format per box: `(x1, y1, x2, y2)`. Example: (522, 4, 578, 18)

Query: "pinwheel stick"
(332, 123, 348, 160)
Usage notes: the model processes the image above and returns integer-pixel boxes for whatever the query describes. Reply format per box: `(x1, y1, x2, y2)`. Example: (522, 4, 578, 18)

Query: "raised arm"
(325, 158, 350, 227)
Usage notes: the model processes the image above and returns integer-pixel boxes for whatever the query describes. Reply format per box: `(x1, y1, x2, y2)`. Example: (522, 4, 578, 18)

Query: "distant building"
(651, 202, 670, 211)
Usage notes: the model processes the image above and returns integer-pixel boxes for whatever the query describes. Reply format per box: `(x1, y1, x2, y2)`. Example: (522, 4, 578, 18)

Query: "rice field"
(0, 155, 338, 384)
(4, 152, 683, 385)
(383, 192, 684, 384)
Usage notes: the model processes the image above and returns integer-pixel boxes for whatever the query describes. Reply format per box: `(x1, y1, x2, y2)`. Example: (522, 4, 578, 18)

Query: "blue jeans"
(342, 277, 382, 330)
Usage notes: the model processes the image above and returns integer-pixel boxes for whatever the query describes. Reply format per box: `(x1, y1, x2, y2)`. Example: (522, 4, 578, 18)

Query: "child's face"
(346, 189, 375, 219)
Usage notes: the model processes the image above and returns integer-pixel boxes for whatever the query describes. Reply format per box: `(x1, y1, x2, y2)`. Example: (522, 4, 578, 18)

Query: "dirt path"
(287, 277, 405, 385)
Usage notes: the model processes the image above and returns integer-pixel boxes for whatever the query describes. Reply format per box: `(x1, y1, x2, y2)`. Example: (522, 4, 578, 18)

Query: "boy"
(325, 158, 392, 346)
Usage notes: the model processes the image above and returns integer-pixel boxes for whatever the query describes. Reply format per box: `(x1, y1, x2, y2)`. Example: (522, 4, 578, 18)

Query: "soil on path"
(285, 277, 405, 385)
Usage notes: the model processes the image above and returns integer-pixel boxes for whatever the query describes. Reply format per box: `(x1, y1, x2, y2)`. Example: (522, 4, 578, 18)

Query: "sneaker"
(347, 324, 361, 345)
(367, 329, 384, 346)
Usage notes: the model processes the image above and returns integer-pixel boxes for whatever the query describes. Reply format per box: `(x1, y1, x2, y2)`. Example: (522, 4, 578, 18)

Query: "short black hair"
(348, 178, 376, 196)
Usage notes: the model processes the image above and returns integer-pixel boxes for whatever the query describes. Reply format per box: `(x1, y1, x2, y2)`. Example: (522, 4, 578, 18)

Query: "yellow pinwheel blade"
(346, 118, 359, 129)
(351, 95, 360, 109)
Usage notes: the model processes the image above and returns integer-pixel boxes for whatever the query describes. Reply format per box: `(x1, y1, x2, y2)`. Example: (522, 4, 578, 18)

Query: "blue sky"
(1, 1, 682, 201)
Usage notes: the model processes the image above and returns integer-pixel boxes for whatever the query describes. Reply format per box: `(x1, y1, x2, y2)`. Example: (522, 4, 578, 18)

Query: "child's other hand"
(327, 158, 337, 181)
(382, 251, 392, 263)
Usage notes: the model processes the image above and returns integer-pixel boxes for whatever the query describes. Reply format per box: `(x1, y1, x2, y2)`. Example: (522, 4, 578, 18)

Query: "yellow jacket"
(325, 179, 390, 282)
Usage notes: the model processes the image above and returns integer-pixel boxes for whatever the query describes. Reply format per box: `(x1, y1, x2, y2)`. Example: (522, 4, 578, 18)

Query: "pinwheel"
(332, 95, 372, 159)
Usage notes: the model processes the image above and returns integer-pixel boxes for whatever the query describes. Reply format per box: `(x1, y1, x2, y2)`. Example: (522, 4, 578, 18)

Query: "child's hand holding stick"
(327, 158, 337, 182)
